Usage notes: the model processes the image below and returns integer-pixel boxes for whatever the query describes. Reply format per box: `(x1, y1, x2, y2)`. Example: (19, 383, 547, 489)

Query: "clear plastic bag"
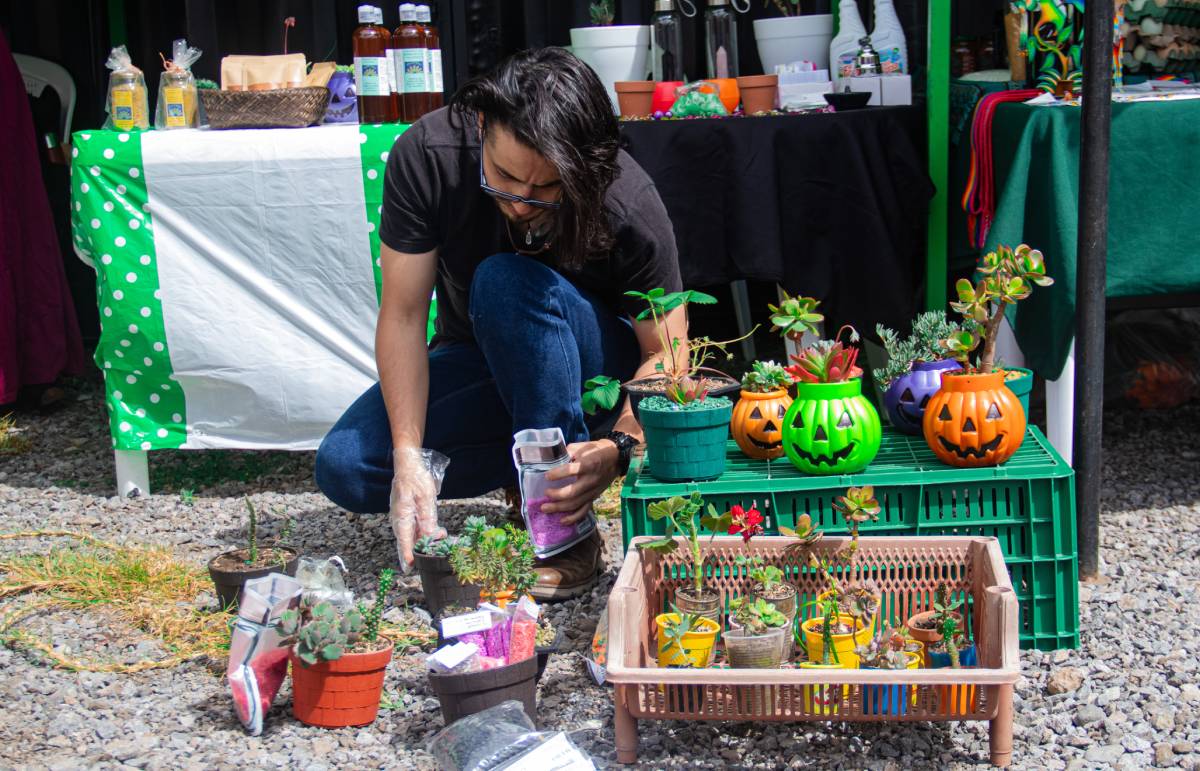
(427, 701, 595, 771)
(155, 39, 202, 129)
(392, 448, 451, 570)
(294, 556, 354, 609)
(507, 596, 539, 665)
(104, 45, 149, 131)
(226, 573, 303, 735)
(669, 81, 728, 117)
(512, 428, 596, 558)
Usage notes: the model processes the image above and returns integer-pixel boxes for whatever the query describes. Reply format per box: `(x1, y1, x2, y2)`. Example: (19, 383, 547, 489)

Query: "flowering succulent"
(740, 360, 793, 393)
(727, 504, 764, 543)
(786, 326, 864, 384)
(947, 243, 1054, 373)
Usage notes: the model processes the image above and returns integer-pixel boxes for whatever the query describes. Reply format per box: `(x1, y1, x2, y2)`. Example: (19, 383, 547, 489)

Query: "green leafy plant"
(832, 485, 880, 563)
(414, 534, 459, 558)
(244, 497, 259, 565)
(358, 568, 394, 644)
(624, 288, 753, 405)
(740, 360, 793, 393)
(855, 622, 922, 669)
(736, 555, 784, 595)
(179, 488, 195, 506)
(637, 492, 739, 597)
(729, 596, 789, 635)
(581, 375, 622, 416)
(661, 608, 706, 663)
(946, 243, 1054, 373)
(449, 517, 536, 601)
(768, 292, 823, 341)
(931, 582, 966, 666)
(276, 601, 365, 667)
(874, 311, 965, 388)
(802, 590, 847, 664)
(786, 326, 864, 384)
(589, 0, 615, 25)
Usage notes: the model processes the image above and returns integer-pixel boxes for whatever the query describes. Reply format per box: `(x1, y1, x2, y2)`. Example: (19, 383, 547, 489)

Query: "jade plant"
(278, 569, 393, 667)
(729, 597, 789, 635)
(624, 288, 753, 405)
(639, 492, 750, 598)
(874, 311, 965, 389)
(740, 360, 794, 393)
(945, 243, 1054, 373)
(449, 516, 536, 602)
(661, 609, 707, 663)
(832, 485, 880, 563)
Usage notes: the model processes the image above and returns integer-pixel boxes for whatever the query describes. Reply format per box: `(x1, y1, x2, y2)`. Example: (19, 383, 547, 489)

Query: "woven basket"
(199, 87, 330, 129)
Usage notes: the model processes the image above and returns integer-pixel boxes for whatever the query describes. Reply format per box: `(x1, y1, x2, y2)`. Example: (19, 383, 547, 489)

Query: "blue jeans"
(315, 253, 642, 513)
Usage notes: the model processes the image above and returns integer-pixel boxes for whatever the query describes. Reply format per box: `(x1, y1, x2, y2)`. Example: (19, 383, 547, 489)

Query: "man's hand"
(540, 439, 619, 524)
(390, 447, 447, 569)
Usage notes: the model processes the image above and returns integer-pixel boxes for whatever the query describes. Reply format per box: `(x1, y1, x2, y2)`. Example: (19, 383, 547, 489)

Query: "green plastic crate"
(620, 425, 1078, 651)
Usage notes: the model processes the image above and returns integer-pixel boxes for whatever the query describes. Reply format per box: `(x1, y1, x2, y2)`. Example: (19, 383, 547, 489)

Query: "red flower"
(727, 504, 764, 543)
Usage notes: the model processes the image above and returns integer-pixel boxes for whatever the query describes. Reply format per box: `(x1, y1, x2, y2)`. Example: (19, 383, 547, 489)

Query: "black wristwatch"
(601, 430, 640, 476)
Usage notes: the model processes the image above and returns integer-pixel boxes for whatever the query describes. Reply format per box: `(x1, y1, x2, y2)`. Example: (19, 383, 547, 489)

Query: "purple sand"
(525, 496, 577, 548)
(483, 617, 512, 659)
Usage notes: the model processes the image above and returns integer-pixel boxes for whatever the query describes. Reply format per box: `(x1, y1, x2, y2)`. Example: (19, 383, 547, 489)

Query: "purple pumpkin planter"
(883, 359, 961, 434)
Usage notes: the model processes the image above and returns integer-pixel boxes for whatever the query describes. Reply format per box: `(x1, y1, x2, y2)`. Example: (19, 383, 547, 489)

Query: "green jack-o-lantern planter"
(782, 379, 882, 475)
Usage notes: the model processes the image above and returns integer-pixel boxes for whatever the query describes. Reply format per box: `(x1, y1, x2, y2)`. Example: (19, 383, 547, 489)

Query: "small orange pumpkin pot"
(731, 388, 792, 460)
(290, 639, 393, 728)
(922, 371, 1025, 467)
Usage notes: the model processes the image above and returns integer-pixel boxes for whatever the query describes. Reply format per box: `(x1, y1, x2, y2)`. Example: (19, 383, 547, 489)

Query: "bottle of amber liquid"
(353, 4, 396, 123)
(417, 4, 443, 111)
(393, 3, 427, 122)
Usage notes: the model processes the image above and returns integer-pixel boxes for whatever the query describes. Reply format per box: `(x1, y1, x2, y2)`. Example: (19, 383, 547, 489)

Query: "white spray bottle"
(870, 0, 908, 74)
(829, 0, 869, 89)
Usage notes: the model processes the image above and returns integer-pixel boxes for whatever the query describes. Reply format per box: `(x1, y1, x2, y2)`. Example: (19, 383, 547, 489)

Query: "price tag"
(440, 610, 493, 638)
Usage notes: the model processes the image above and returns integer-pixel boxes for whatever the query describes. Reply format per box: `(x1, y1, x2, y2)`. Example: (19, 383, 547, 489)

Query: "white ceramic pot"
(753, 15, 834, 74)
(569, 25, 651, 113)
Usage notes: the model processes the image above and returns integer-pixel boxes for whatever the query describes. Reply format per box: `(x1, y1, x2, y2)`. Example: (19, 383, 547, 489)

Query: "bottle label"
(112, 89, 135, 130)
(838, 52, 857, 80)
(163, 87, 187, 127)
(385, 50, 399, 94)
(401, 48, 428, 94)
(354, 56, 390, 97)
(430, 48, 443, 93)
(880, 48, 904, 74)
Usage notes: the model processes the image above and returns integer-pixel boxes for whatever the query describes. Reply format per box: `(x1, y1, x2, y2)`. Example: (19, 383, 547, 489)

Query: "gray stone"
(1076, 705, 1106, 726)
(1174, 742, 1195, 754)
(1085, 745, 1127, 765)
(1182, 685, 1200, 704)
(1048, 668, 1086, 695)
(1155, 743, 1176, 767)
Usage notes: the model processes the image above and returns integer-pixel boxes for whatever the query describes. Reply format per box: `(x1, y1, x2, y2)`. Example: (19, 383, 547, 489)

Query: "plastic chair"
(13, 53, 76, 162)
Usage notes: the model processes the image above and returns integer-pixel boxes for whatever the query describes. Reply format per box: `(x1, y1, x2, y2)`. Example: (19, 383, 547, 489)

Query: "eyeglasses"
(478, 151, 562, 210)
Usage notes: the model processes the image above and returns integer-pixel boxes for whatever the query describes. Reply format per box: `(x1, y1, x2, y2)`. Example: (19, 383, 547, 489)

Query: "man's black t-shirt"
(379, 107, 681, 345)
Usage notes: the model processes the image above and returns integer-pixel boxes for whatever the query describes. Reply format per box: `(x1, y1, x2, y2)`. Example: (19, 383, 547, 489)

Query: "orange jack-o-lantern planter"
(731, 388, 793, 460)
(922, 371, 1026, 467)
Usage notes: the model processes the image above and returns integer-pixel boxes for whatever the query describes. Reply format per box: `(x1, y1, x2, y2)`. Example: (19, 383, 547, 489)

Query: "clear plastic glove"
(391, 447, 450, 571)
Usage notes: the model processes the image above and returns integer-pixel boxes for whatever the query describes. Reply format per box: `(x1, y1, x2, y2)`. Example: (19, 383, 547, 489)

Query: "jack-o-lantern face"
(782, 380, 882, 475)
(883, 359, 961, 435)
(731, 389, 792, 460)
(922, 371, 1026, 467)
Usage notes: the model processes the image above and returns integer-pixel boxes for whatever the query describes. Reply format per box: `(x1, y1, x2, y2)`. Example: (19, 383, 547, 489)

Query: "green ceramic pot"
(1001, 367, 1033, 416)
(639, 396, 732, 482)
(781, 379, 881, 475)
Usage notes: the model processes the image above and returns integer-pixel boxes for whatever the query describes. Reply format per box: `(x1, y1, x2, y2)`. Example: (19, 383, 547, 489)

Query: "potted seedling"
(414, 533, 481, 618)
(207, 499, 299, 611)
(448, 518, 536, 608)
(639, 492, 748, 622)
(856, 623, 924, 715)
(730, 360, 794, 460)
(924, 243, 1054, 467)
(875, 311, 964, 435)
(726, 597, 791, 668)
(772, 296, 881, 475)
(570, 0, 651, 114)
(278, 569, 394, 728)
(906, 582, 967, 665)
(926, 607, 978, 716)
(736, 554, 797, 632)
(799, 563, 868, 671)
(655, 609, 721, 669)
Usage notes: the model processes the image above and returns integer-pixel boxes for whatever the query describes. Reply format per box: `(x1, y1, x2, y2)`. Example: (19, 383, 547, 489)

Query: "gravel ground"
(1, 375, 1198, 770)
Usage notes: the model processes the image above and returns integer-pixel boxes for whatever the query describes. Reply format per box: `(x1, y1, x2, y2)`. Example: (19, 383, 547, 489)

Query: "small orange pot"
(651, 81, 684, 114)
(703, 78, 740, 113)
(615, 80, 655, 118)
(482, 588, 516, 608)
(730, 388, 792, 460)
(923, 370, 1026, 467)
(736, 74, 778, 113)
(290, 639, 393, 728)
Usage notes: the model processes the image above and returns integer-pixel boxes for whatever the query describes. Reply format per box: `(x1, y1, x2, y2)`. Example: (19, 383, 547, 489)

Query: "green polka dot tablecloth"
(69, 124, 432, 451)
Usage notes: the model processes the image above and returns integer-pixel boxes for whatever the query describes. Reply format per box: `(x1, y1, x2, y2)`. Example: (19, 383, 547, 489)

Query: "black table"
(620, 107, 933, 335)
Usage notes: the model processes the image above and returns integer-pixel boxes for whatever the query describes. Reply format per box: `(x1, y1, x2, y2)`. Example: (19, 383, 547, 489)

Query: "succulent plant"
(768, 292, 824, 341)
(736, 555, 784, 595)
(855, 623, 921, 669)
(359, 568, 393, 644)
(947, 243, 1054, 373)
(449, 520, 536, 601)
(780, 513, 823, 568)
(589, 0, 614, 26)
(729, 597, 789, 635)
(740, 360, 794, 393)
(874, 311, 966, 388)
(786, 326, 864, 384)
(832, 485, 880, 562)
(277, 601, 366, 668)
(414, 534, 459, 558)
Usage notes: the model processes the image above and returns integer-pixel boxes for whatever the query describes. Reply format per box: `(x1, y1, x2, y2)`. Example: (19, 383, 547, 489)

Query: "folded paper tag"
(504, 733, 596, 770)
(428, 642, 478, 672)
(440, 610, 494, 638)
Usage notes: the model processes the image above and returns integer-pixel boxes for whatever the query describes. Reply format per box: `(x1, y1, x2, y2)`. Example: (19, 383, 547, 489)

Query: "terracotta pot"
(428, 654, 539, 725)
(702, 78, 740, 113)
(615, 80, 655, 118)
(736, 74, 778, 114)
(922, 370, 1026, 467)
(651, 81, 684, 114)
(290, 640, 393, 728)
(207, 548, 299, 612)
(730, 388, 792, 460)
(413, 550, 480, 618)
(905, 610, 963, 665)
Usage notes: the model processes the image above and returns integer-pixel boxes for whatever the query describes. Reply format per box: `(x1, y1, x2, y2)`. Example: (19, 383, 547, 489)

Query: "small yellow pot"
(817, 589, 879, 638)
(798, 662, 849, 715)
(655, 613, 720, 668)
(801, 614, 868, 668)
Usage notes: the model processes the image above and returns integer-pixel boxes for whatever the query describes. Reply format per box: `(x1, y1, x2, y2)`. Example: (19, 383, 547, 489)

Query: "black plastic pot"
(206, 548, 299, 612)
(534, 630, 564, 684)
(414, 550, 481, 617)
(428, 654, 539, 725)
(624, 375, 740, 422)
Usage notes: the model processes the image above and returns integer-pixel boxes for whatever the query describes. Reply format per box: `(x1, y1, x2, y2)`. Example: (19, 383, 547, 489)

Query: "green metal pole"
(925, 0, 951, 311)
(107, 0, 127, 49)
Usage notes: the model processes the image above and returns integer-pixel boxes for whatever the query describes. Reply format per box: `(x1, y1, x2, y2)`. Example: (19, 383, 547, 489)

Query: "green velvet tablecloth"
(985, 99, 1200, 379)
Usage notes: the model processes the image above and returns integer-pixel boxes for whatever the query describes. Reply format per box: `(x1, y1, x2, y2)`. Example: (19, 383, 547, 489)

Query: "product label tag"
(401, 48, 428, 94)
(163, 87, 187, 127)
(440, 610, 493, 638)
(112, 89, 135, 130)
(354, 56, 390, 97)
(430, 49, 443, 93)
(503, 732, 595, 770)
(386, 50, 399, 94)
(428, 641, 478, 670)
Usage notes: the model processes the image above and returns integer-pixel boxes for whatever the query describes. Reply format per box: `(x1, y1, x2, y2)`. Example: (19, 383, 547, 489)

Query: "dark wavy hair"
(450, 47, 620, 270)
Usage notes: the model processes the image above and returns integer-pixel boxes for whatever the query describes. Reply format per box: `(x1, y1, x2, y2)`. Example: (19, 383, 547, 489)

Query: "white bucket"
(752, 15, 834, 74)
(569, 25, 651, 114)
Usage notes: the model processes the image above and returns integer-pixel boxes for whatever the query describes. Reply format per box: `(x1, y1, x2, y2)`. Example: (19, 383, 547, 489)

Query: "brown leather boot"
(531, 528, 604, 601)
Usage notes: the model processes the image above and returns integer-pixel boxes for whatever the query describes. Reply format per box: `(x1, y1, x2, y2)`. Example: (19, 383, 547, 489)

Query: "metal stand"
(114, 449, 149, 498)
